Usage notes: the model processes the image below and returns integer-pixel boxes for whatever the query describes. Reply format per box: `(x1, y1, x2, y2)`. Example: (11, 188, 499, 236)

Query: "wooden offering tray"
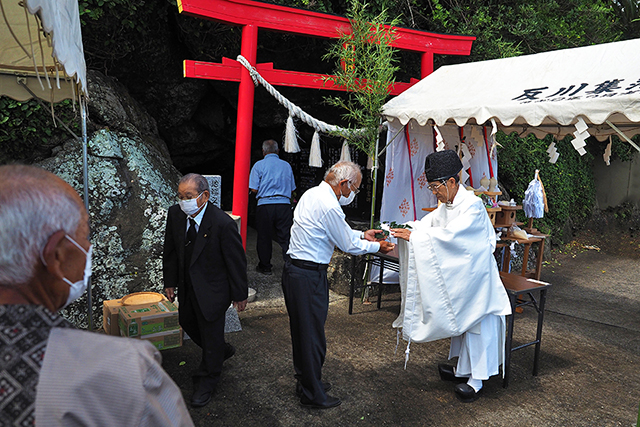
(474, 190, 502, 197)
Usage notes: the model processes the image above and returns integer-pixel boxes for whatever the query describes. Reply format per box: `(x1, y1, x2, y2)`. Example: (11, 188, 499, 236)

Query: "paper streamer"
(434, 125, 445, 152)
(570, 118, 589, 156)
(547, 141, 559, 163)
(489, 118, 501, 157)
(604, 136, 612, 166)
(367, 155, 374, 170)
(284, 115, 300, 153)
(459, 143, 472, 186)
(309, 131, 323, 167)
(339, 140, 351, 162)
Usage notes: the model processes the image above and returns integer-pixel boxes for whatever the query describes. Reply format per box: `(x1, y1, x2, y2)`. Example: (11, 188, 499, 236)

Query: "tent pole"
(81, 100, 93, 331)
(605, 120, 640, 153)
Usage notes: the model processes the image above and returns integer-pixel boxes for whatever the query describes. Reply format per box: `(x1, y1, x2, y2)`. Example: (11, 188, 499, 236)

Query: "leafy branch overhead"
(323, 1, 399, 159)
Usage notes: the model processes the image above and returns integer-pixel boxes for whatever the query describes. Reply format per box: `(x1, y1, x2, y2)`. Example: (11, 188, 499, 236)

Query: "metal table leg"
(503, 293, 517, 388)
(533, 288, 548, 376)
(377, 258, 385, 309)
(349, 255, 356, 315)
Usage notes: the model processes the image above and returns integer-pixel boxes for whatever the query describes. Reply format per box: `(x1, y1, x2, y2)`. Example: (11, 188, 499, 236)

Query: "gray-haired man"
(282, 161, 395, 409)
(163, 173, 248, 408)
(0, 164, 193, 426)
(249, 139, 296, 275)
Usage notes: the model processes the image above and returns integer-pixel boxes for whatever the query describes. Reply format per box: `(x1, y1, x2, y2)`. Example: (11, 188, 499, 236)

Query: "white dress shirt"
(287, 181, 380, 264)
(185, 202, 208, 235)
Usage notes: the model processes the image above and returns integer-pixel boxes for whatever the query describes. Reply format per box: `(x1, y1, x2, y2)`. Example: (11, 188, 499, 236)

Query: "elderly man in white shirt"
(283, 161, 395, 409)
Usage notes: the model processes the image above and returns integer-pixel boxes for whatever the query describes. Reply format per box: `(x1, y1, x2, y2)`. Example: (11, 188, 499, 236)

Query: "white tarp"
(0, 0, 87, 102)
(382, 39, 640, 142)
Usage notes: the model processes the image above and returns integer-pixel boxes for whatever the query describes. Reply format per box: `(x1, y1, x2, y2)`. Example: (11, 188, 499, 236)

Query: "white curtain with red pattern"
(370, 120, 498, 285)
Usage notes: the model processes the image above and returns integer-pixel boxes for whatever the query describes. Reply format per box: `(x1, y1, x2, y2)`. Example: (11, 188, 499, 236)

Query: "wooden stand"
(494, 205, 522, 228)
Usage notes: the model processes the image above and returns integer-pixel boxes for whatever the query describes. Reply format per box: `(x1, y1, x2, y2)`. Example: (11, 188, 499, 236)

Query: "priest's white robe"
(394, 184, 511, 380)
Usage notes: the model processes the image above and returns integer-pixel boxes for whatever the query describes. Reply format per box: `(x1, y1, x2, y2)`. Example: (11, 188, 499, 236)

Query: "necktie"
(185, 218, 197, 268)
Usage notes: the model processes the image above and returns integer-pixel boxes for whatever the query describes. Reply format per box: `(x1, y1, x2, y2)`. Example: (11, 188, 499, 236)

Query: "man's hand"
(391, 228, 411, 242)
(165, 287, 175, 303)
(363, 229, 384, 242)
(378, 241, 395, 254)
(233, 299, 248, 312)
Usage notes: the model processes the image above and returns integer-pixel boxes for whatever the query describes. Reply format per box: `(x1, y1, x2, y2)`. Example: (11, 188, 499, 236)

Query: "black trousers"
(282, 261, 329, 405)
(179, 279, 226, 392)
(256, 204, 292, 270)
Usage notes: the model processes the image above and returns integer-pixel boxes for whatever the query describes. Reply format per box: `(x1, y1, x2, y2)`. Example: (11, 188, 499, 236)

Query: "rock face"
(36, 70, 181, 328)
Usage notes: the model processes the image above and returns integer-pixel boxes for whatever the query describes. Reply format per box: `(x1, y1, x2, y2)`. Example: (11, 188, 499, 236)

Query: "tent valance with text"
(382, 39, 640, 142)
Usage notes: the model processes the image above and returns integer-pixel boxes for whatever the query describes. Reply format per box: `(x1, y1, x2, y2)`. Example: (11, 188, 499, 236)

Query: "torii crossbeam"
(177, 0, 475, 245)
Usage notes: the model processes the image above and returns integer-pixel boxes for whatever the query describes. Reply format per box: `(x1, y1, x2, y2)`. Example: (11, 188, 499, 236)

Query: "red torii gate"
(178, 0, 475, 246)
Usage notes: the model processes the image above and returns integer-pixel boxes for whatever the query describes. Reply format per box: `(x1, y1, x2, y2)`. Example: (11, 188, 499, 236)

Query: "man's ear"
(41, 230, 68, 280)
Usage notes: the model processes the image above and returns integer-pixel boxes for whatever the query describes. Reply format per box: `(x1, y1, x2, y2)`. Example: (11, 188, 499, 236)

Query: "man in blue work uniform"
(249, 139, 296, 275)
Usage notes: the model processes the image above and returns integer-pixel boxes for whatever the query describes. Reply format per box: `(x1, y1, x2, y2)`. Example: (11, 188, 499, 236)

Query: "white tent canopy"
(1, 0, 93, 328)
(0, 0, 87, 102)
(383, 38, 640, 142)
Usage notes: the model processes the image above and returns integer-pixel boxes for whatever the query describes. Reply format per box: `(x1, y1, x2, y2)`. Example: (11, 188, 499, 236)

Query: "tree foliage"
(420, 0, 622, 61)
(0, 98, 79, 164)
(322, 0, 399, 159)
(612, 0, 640, 39)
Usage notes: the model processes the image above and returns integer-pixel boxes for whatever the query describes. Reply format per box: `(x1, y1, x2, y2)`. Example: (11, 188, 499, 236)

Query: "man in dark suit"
(163, 173, 248, 408)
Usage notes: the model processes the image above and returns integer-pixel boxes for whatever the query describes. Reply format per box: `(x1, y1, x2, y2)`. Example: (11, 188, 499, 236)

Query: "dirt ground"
(161, 228, 640, 427)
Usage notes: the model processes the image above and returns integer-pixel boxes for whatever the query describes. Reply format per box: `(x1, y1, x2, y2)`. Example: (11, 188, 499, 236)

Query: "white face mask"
(179, 192, 203, 216)
(61, 235, 92, 308)
(339, 186, 356, 206)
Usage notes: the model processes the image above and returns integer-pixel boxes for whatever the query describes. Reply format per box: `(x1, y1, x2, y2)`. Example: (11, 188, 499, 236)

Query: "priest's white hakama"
(394, 185, 511, 381)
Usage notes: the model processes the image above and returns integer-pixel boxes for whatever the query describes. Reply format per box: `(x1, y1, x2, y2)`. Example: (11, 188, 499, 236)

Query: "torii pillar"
(178, 0, 475, 246)
(233, 24, 258, 246)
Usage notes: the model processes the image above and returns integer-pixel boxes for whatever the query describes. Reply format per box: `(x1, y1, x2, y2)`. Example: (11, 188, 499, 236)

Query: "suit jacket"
(163, 202, 248, 322)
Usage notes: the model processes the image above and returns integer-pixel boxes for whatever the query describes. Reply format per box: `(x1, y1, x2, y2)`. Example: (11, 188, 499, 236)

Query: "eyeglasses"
(427, 181, 445, 192)
(349, 182, 360, 195)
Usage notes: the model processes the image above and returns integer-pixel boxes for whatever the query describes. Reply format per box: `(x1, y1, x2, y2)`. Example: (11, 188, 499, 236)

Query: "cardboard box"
(142, 328, 183, 351)
(118, 301, 179, 338)
(103, 299, 123, 336)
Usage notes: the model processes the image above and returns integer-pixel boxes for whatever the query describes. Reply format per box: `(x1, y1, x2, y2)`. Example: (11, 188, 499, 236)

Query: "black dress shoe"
(295, 381, 332, 398)
(255, 264, 272, 275)
(438, 364, 469, 383)
(191, 388, 215, 408)
(300, 395, 342, 409)
(224, 343, 236, 361)
(454, 383, 482, 403)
